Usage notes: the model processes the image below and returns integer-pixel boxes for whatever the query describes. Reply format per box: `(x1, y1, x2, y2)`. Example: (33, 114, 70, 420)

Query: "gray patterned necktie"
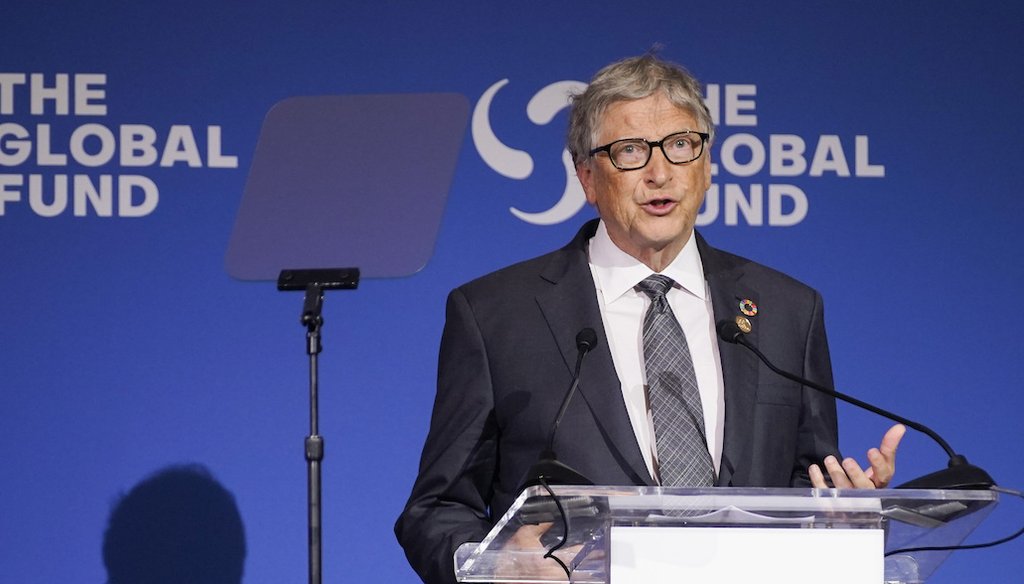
(637, 274, 715, 487)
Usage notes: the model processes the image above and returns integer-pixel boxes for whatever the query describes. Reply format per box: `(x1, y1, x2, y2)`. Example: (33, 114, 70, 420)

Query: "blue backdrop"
(2, 2, 1022, 582)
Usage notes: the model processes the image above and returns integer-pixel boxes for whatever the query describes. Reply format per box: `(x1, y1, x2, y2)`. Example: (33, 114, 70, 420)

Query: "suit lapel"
(535, 221, 654, 486)
(698, 233, 760, 487)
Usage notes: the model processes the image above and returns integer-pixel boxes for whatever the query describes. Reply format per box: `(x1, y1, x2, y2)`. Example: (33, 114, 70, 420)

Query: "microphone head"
(576, 328, 598, 353)
(716, 319, 744, 343)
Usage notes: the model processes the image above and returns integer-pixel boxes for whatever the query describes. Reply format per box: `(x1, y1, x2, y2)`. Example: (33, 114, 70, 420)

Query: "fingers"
(499, 523, 575, 580)
(810, 458, 873, 489)
(509, 522, 552, 548)
(840, 456, 875, 488)
(815, 455, 876, 489)
(810, 424, 906, 489)
(809, 463, 829, 488)
(866, 424, 905, 487)
(866, 447, 891, 487)
(880, 424, 906, 457)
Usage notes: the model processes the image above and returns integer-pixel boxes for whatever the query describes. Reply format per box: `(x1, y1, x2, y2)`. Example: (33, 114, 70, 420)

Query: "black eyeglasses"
(589, 130, 709, 170)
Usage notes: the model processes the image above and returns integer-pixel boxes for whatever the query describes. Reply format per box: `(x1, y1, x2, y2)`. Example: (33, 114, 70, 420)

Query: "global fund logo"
(471, 78, 885, 227)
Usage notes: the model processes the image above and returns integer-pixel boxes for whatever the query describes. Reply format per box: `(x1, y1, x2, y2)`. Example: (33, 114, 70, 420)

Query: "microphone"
(519, 328, 599, 489)
(717, 319, 995, 490)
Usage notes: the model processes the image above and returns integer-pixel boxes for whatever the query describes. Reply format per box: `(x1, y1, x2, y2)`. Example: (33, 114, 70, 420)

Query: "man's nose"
(642, 146, 672, 185)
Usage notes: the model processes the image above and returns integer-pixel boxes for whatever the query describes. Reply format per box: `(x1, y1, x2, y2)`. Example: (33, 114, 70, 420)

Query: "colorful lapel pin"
(739, 298, 758, 317)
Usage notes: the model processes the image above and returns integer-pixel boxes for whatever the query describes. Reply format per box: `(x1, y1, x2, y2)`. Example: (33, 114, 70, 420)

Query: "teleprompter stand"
(228, 93, 469, 583)
(278, 268, 359, 584)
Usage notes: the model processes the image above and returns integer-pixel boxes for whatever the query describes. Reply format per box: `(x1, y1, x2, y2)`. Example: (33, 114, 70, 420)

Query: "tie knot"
(636, 274, 675, 300)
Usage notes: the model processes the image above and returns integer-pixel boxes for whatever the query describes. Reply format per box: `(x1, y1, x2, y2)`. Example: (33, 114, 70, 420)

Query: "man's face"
(577, 93, 712, 267)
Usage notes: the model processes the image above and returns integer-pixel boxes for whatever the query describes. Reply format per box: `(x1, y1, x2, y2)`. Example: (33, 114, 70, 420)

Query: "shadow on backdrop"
(102, 464, 246, 584)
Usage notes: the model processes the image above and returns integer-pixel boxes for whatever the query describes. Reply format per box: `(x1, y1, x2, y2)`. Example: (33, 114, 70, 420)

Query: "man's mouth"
(642, 198, 677, 215)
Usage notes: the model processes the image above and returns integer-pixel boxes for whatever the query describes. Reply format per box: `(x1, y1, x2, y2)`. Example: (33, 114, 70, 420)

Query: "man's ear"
(702, 149, 712, 190)
(576, 161, 597, 205)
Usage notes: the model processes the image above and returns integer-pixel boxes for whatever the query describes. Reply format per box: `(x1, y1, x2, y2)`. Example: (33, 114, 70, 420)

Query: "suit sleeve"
(790, 289, 841, 486)
(394, 288, 498, 584)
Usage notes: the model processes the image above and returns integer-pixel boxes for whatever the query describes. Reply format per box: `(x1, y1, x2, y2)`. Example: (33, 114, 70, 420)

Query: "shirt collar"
(588, 220, 706, 303)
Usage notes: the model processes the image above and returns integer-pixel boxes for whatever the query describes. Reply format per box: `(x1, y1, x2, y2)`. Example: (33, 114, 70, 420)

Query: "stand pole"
(277, 268, 359, 584)
(304, 284, 324, 584)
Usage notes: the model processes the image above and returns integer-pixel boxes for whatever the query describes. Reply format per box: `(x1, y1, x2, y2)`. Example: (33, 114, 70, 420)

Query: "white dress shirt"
(587, 220, 726, 482)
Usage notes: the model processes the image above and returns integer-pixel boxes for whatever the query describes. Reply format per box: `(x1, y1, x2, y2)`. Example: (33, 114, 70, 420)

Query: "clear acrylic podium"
(454, 486, 997, 583)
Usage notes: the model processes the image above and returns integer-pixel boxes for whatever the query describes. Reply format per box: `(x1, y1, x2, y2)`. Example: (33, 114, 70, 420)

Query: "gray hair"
(567, 54, 714, 164)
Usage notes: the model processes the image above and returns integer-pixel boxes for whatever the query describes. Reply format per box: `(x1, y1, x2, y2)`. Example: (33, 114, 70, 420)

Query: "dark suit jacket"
(395, 219, 839, 584)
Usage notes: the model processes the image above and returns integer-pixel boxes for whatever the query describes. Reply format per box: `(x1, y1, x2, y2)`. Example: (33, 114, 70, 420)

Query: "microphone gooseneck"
(519, 328, 599, 489)
(716, 319, 995, 490)
(544, 327, 599, 455)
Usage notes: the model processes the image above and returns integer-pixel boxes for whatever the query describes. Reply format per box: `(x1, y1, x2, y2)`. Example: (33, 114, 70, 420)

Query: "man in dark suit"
(395, 54, 903, 584)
